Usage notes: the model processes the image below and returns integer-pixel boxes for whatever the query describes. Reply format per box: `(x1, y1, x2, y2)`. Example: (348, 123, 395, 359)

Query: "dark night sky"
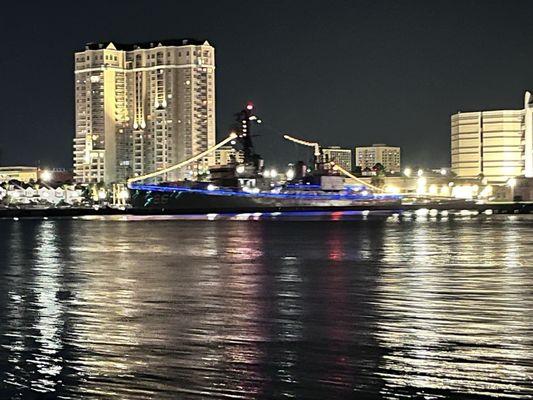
(1, 0, 533, 169)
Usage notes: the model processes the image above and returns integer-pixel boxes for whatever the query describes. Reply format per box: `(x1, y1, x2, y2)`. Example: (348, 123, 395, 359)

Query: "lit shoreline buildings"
(73, 39, 215, 184)
(322, 146, 352, 172)
(451, 91, 533, 183)
(355, 144, 401, 173)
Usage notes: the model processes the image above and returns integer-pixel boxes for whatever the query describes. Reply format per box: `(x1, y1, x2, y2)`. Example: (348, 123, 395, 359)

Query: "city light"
(417, 169, 424, 177)
(479, 185, 493, 198)
(385, 185, 400, 194)
(236, 165, 245, 174)
(416, 177, 427, 194)
(41, 170, 52, 182)
(452, 185, 476, 199)
(119, 189, 129, 200)
(286, 168, 295, 180)
(403, 167, 412, 177)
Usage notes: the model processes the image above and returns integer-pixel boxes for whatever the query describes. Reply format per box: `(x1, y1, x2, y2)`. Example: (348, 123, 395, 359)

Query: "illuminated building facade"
(0, 166, 38, 183)
(355, 144, 401, 173)
(73, 39, 215, 184)
(213, 146, 244, 166)
(322, 146, 352, 171)
(451, 91, 533, 183)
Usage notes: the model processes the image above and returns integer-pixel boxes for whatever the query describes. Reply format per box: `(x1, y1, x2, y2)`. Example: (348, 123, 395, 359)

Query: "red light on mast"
(246, 102, 254, 110)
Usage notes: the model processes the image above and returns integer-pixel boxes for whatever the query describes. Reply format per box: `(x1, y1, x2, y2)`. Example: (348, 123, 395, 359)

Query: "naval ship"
(128, 104, 401, 213)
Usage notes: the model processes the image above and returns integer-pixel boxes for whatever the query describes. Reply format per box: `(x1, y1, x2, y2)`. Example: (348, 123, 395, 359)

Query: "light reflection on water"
(0, 216, 532, 399)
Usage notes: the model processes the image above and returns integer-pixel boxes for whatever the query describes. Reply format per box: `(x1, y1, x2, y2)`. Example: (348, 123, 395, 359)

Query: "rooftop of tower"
(83, 39, 210, 51)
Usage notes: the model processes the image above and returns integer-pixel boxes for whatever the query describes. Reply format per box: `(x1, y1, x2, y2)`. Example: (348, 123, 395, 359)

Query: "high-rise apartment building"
(451, 91, 533, 183)
(73, 39, 215, 184)
(355, 144, 401, 173)
(322, 146, 352, 171)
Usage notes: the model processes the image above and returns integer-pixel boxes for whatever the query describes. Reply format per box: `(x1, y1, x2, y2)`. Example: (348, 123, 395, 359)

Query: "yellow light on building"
(385, 185, 400, 194)
(416, 177, 427, 194)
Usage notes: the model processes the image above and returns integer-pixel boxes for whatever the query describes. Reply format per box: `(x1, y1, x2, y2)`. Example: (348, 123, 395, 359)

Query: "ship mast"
(233, 102, 263, 173)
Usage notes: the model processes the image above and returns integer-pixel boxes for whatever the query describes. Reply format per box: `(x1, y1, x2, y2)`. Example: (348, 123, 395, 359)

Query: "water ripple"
(0, 217, 531, 399)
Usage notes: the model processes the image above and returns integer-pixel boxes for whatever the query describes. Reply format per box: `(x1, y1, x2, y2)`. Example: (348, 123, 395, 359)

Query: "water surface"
(0, 214, 532, 399)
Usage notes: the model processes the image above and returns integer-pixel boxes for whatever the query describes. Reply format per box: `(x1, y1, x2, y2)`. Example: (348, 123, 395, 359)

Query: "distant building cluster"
(73, 39, 216, 184)
(4, 37, 533, 202)
(67, 38, 407, 184)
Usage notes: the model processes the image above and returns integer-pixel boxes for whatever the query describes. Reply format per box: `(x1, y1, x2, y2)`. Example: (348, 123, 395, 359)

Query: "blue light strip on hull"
(130, 184, 402, 201)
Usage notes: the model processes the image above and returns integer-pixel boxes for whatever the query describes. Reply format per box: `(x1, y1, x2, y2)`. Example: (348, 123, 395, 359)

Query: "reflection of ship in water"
(129, 103, 400, 213)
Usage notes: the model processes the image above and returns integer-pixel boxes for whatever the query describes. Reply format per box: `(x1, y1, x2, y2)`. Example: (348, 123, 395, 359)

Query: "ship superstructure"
(128, 104, 401, 213)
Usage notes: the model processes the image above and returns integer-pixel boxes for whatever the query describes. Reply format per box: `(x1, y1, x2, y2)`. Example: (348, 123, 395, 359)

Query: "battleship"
(128, 104, 401, 214)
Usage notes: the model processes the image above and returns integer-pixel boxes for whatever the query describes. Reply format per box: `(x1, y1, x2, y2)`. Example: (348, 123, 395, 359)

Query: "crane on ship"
(282, 134, 384, 192)
(128, 102, 263, 187)
(283, 134, 323, 170)
(127, 133, 238, 186)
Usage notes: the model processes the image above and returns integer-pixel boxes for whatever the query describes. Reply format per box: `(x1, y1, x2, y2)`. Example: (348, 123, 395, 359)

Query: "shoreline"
(1, 201, 532, 219)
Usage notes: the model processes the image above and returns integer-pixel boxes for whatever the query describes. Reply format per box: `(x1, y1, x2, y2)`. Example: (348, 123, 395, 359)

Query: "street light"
(286, 168, 295, 180)
(41, 170, 52, 182)
(119, 189, 130, 200)
(403, 167, 412, 177)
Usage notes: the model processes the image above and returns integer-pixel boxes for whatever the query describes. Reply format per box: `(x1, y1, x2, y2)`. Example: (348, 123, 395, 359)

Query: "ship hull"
(129, 185, 401, 214)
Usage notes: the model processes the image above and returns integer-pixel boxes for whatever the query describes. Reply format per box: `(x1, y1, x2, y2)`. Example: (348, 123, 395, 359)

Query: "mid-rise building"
(355, 144, 401, 173)
(73, 39, 216, 184)
(322, 146, 352, 171)
(213, 146, 244, 166)
(451, 91, 533, 183)
(0, 166, 39, 183)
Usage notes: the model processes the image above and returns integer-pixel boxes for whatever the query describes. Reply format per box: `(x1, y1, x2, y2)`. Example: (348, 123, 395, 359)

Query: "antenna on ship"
(232, 102, 264, 174)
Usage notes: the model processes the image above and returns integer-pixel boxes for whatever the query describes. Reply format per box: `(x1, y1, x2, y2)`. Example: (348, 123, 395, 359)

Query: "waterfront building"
(451, 91, 533, 183)
(213, 146, 244, 166)
(355, 144, 401, 173)
(322, 146, 352, 171)
(73, 39, 216, 184)
(0, 166, 39, 183)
